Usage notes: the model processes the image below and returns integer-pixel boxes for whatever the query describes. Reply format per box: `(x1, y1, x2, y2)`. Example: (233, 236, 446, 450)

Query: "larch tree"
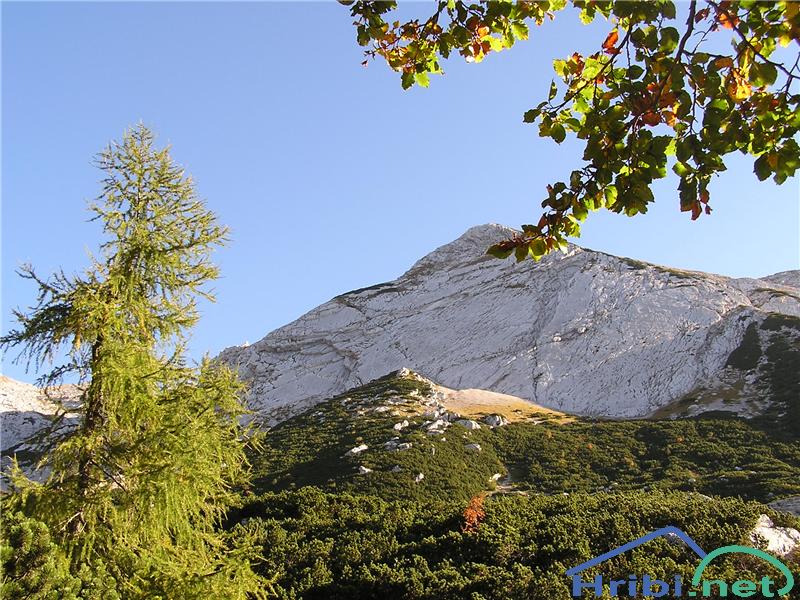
(344, 0, 800, 261)
(1, 124, 268, 599)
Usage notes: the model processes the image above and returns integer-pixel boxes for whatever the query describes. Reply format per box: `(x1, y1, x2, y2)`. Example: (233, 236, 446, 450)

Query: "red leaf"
(602, 29, 619, 55)
(694, 7, 710, 22)
(718, 1, 740, 29)
(642, 111, 661, 126)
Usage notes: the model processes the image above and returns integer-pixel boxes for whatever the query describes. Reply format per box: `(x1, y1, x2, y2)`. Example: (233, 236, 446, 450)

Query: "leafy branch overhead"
(343, 0, 800, 261)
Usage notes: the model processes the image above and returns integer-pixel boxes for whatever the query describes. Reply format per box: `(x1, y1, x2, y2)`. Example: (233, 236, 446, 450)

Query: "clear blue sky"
(3, 2, 798, 383)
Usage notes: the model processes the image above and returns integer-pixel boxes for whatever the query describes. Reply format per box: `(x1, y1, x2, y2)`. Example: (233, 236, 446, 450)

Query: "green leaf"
(551, 123, 566, 144)
(488, 37, 505, 52)
(529, 238, 547, 258)
(401, 71, 415, 89)
(572, 202, 588, 222)
(753, 155, 772, 181)
(627, 65, 645, 79)
(553, 59, 568, 78)
(523, 109, 540, 123)
(487, 244, 513, 259)
(414, 72, 430, 88)
(604, 185, 618, 207)
(751, 62, 778, 87)
(549, 80, 558, 100)
(659, 27, 679, 53)
(511, 21, 529, 40)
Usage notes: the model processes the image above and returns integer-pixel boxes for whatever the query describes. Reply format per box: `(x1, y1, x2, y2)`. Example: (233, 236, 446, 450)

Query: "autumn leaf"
(726, 69, 752, 102)
(602, 29, 619, 55)
(658, 92, 676, 108)
(642, 111, 661, 126)
(717, 1, 740, 29)
(694, 7, 710, 22)
(713, 56, 734, 69)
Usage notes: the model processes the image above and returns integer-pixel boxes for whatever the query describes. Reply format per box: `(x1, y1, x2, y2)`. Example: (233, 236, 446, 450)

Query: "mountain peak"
(402, 223, 520, 278)
(218, 224, 800, 424)
(402, 223, 583, 280)
(455, 223, 519, 244)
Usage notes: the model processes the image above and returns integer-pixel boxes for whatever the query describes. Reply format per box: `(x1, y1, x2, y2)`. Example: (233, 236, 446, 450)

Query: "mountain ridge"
(218, 224, 800, 424)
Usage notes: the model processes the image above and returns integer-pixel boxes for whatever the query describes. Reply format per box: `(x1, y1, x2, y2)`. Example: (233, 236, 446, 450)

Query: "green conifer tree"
(1, 510, 82, 599)
(1, 124, 267, 599)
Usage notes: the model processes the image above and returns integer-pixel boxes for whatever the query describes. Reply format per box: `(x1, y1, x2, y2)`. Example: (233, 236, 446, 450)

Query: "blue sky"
(3, 2, 798, 382)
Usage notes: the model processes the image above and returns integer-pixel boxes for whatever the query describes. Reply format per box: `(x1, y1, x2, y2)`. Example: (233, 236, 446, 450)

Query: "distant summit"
(218, 224, 800, 424)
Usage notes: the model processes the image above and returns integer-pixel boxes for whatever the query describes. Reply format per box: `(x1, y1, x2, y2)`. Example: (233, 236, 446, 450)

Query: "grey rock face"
(218, 224, 799, 424)
(769, 496, 800, 517)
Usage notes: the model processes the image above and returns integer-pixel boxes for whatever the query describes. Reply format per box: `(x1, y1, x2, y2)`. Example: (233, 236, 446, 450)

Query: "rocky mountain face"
(0, 376, 80, 482)
(219, 224, 800, 425)
(0, 376, 62, 451)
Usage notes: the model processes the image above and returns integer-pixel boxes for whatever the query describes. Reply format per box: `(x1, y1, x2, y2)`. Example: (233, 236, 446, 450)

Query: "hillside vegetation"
(250, 371, 800, 504)
(234, 368, 800, 598)
(233, 488, 799, 599)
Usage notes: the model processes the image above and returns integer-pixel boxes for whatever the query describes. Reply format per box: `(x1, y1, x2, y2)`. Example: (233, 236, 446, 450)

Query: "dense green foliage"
(494, 419, 800, 501)
(345, 1, 800, 259)
(234, 487, 800, 599)
(1, 510, 82, 599)
(758, 313, 800, 434)
(251, 371, 799, 505)
(1, 125, 266, 599)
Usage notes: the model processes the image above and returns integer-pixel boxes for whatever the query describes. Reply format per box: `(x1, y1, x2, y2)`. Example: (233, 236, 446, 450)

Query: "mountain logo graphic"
(566, 526, 795, 597)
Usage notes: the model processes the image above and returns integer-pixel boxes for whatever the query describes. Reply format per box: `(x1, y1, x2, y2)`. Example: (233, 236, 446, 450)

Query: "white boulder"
(346, 444, 368, 456)
(484, 414, 508, 427)
(750, 514, 800, 557)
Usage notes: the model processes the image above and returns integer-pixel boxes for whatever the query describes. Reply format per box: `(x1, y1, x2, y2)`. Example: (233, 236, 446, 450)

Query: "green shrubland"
(234, 487, 800, 599)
